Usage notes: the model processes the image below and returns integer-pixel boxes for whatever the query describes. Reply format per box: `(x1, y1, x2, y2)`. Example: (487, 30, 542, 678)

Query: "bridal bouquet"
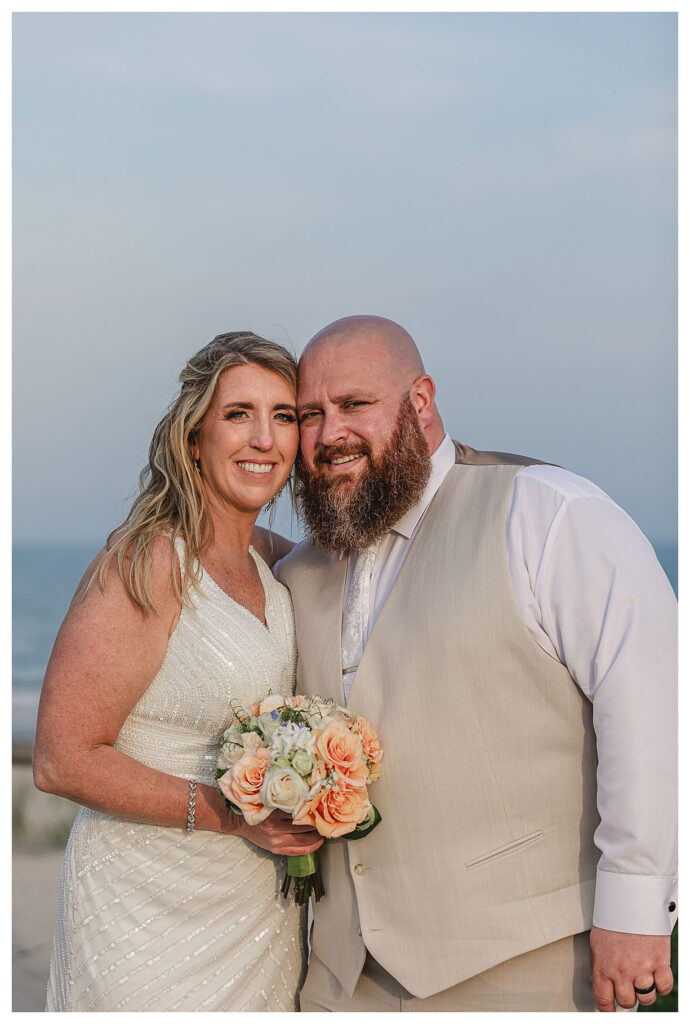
(215, 694, 383, 903)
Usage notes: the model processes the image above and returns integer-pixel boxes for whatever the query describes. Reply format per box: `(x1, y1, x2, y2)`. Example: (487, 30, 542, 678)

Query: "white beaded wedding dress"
(46, 545, 307, 1012)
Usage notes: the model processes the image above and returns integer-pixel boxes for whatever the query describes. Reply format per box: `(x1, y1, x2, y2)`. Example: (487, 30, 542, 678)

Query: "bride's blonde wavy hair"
(89, 331, 298, 612)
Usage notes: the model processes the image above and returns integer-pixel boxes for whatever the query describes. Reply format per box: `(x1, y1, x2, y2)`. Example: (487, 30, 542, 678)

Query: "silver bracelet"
(186, 781, 197, 833)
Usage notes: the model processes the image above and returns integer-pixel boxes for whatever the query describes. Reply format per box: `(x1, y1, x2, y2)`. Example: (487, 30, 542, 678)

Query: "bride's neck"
(203, 505, 258, 563)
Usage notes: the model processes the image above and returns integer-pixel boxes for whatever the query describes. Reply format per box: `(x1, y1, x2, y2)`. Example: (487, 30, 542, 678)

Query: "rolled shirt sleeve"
(506, 466, 677, 935)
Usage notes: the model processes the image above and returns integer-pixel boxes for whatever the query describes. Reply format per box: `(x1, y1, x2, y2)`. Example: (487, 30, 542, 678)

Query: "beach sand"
(12, 757, 79, 1012)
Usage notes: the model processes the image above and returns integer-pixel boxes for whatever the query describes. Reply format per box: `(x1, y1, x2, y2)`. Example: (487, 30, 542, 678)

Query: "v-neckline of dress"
(200, 546, 272, 633)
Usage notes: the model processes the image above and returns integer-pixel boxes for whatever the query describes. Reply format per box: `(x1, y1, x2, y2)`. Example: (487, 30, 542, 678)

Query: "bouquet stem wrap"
(282, 853, 324, 904)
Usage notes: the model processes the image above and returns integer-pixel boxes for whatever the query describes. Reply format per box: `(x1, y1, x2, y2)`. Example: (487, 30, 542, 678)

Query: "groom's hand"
(230, 809, 324, 857)
(590, 926, 673, 1011)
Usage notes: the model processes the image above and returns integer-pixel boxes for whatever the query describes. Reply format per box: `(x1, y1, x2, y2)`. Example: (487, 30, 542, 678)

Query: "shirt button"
(353, 863, 365, 876)
(668, 901, 676, 912)
(357, 926, 362, 936)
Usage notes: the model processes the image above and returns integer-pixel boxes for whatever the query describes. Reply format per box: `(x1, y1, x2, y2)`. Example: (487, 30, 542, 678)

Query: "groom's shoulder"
(452, 438, 552, 468)
(281, 537, 315, 564)
(276, 537, 333, 583)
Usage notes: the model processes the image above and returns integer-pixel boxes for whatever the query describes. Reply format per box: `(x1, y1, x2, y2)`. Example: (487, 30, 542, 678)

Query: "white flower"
(257, 711, 283, 741)
(303, 697, 338, 720)
(304, 712, 336, 730)
(271, 721, 315, 758)
(222, 721, 245, 745)
(217, 741, 243, 770)
(290, 748, 317, 778)
(260, 765, 309, 814)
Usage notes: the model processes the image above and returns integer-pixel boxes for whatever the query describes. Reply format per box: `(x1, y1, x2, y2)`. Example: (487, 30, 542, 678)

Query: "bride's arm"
(33, 538, 320, 857)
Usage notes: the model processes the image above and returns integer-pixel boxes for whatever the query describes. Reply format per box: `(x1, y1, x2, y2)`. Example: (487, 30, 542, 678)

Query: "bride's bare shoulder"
(72, 532, 180, 614)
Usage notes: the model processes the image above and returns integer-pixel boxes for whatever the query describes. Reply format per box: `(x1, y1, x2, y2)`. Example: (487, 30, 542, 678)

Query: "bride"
(33, 332, 321, 1011)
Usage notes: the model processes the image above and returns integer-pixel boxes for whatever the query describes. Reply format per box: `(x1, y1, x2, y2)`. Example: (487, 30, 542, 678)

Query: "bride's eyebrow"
(221, 401, 297, 412)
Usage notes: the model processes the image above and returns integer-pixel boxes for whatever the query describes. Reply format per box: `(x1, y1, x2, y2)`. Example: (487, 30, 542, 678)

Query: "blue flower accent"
(271, 710, 279, 719)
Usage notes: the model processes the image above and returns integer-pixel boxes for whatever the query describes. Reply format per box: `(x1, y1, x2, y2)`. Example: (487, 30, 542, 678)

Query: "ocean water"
(13, 544, 98, 741)
(12, 539, 678, 742)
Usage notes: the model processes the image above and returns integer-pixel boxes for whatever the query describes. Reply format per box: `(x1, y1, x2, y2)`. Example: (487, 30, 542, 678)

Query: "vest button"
(668, 901, 676, 912)
(353, 863, 365, 876)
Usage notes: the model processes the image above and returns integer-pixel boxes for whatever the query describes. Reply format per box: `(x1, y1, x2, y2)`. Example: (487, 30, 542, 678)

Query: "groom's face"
(297, 335, 411, 494)
(295, 335, 432, 551)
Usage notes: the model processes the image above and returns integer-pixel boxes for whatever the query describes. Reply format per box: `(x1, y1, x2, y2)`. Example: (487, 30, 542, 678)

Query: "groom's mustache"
(312, 441, 373, 468)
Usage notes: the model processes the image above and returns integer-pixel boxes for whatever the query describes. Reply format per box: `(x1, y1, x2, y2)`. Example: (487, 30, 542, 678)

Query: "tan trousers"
(300, 931, 596, 1012)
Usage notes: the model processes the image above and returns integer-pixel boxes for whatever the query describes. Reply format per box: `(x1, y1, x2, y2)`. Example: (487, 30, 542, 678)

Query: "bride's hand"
(228, 808, 324, 856)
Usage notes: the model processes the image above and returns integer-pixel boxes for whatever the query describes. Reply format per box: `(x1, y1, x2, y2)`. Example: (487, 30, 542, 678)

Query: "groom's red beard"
(295, 395, 432, 552)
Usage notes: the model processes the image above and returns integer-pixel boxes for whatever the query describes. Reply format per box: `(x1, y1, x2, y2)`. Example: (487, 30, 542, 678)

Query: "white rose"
(305, 712, 336, 730)
(290, 748, 317, 778)
(222, 721, 245, 744)
(257, 711, 283, 741)
(260, 765, 309, 814)
(303, 697, 337, 719)
(217, 741, 243, 771)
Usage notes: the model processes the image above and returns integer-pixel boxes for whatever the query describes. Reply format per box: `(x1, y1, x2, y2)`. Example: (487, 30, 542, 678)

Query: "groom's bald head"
(298, 314, 444, 450)
(300, 315, 426, 388)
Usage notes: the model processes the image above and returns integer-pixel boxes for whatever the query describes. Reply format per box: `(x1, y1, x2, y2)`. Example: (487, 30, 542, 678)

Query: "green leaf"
(348, 805, 382, 841)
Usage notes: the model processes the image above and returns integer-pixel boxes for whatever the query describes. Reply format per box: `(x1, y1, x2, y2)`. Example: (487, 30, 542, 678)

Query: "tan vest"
(280, 454, 599, 999)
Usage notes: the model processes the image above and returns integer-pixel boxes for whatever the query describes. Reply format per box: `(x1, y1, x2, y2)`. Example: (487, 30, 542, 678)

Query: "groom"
(277, 315, 677, 1012)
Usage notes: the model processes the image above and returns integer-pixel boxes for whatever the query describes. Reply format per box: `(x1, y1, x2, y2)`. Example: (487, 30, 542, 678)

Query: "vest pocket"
(464, 830, 544, 871)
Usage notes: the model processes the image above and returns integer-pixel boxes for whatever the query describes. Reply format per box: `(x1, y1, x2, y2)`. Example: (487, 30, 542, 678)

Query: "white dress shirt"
(278, 433, 678, 936)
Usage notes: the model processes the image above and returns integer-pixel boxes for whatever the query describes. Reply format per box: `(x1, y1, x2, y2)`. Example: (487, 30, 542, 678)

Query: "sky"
(12, 12, 677, 547)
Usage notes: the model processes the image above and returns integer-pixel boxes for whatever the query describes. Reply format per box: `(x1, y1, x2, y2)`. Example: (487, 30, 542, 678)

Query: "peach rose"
(295, 781, 371, 839)
(330, 709, 352, 725)
(352, 716, 383, 782)
(306, 759, 327, 790)
(240, 732, 263, 754)
(218, 747, 271, 824)
(314, 722, 367, 788)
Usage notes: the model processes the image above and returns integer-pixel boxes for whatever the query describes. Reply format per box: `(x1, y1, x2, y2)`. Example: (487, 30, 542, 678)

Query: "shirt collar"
(390, 433, 456, 540)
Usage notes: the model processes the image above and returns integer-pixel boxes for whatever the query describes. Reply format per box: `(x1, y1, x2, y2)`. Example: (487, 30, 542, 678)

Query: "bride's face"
(193, 363, 298, 517)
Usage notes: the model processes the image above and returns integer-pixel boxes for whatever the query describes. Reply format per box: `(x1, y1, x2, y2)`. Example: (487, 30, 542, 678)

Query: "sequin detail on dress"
(46, 545, 306, 1011)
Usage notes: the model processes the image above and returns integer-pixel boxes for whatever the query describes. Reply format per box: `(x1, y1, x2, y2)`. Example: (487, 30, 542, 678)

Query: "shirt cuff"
(594, 868, 677, 935)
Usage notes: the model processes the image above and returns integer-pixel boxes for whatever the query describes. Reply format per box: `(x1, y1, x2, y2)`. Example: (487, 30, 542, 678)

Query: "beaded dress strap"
(172, 535, 187, 580)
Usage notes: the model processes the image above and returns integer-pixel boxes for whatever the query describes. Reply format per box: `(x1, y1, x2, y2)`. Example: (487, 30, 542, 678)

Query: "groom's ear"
(410, 374, 436, 425)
